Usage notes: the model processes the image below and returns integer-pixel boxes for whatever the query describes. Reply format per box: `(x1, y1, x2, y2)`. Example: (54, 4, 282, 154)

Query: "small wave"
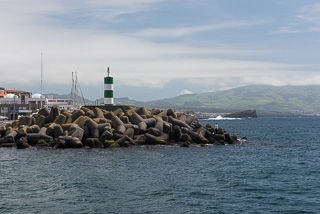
(203, 115, 242, 120)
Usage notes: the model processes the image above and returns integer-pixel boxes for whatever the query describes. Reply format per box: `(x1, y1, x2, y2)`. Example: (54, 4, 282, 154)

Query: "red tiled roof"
(5, 89, 30, 93)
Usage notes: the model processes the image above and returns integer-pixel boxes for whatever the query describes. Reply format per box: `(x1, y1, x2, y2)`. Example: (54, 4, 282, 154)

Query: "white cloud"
(132, 20, 266, 38)
(0, 10, 292, 89)
(0, 0, 318, 99)
(273, 24, 302, 34)
(299, 3, 320, 25)
(0, 20, 315, 90)
(242, 74, 320, 87)
(274, 2, 320, 34)
(0, 0, 165, 29)
(180, 89, 193, 95)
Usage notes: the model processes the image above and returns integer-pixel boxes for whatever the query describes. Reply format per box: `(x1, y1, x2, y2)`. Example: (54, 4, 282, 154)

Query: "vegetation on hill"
(115, 85, 320, 114)
(46, 85, 320, 115)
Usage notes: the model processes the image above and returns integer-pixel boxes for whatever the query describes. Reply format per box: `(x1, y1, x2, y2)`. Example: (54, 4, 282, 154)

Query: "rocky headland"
(0, 106, 241, 149)
(225, 109, 258, 118)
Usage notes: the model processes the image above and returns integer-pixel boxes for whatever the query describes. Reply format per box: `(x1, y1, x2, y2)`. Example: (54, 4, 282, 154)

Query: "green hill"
(115, 85, 320, 114)
(47, 85, 320, 115)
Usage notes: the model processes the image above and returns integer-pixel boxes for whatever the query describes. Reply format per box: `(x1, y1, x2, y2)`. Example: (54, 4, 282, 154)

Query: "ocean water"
(1, 117, 320, 214)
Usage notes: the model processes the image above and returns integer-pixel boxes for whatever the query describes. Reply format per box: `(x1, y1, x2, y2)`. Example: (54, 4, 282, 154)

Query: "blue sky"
(0, 0, 319, 101)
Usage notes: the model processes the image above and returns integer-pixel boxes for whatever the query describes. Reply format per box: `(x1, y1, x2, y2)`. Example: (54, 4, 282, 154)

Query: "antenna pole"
(40, 53, 43, 108)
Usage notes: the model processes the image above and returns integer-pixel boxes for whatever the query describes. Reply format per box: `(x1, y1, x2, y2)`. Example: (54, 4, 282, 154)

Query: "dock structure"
(104, 67, 114, 105)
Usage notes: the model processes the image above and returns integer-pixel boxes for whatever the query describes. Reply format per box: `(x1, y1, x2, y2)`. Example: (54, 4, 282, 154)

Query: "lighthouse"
(104, 67, 114, 105)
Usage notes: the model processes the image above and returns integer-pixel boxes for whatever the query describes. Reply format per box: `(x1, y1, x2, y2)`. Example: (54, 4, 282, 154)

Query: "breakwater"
(0, 106, 239, 149)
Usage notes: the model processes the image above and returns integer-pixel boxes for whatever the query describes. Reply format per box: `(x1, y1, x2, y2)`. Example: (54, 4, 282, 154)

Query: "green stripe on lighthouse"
(104, 77, 113, 84)
(104, 90, 113, 97)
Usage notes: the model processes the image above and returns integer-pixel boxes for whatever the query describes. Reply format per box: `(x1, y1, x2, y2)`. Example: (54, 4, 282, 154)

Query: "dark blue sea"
(1, 117, 320, 214)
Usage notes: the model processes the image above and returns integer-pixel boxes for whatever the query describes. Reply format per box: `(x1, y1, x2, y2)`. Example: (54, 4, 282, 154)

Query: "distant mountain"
(115, 85, 320, 114)
(46, 85, 320, 115)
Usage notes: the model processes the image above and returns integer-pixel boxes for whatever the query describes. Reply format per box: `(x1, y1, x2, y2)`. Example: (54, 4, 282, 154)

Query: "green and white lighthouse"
(104, 67, 114, 105)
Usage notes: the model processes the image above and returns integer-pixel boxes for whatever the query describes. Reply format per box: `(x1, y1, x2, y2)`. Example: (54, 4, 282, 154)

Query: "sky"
(0, 0, 320, 101)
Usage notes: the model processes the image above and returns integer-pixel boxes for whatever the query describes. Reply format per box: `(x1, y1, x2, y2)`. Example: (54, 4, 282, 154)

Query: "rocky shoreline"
(0, 106, 241, 149)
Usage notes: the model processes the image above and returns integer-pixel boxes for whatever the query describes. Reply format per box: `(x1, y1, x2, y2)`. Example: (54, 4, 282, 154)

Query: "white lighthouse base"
(104, 98, 114, 105)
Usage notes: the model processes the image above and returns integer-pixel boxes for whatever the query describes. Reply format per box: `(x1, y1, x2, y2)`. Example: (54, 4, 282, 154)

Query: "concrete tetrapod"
(0, 106, 241, 148)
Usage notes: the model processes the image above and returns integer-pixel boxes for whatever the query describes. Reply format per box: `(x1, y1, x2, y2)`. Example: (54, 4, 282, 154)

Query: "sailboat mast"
(71, 72, 74, 110)
(75, 72, 78, 109)
(71, 71, 79, 110)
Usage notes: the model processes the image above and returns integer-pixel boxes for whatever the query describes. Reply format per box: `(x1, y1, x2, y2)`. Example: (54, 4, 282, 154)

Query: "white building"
(45, 98, 74, 111)
(1, 94, 20, 104)
(27, 93, 46, 107)
(0, 87, 77, 119)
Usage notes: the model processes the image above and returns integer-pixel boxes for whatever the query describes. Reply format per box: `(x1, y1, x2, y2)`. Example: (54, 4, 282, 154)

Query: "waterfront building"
(0, 89, 35, 119)
(27, 93, 47, 110)
(45, 97, 74, 111)
(4, 89, 32, 104)
(0, 87, 76, 119)
(0, 89, 46, 119)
